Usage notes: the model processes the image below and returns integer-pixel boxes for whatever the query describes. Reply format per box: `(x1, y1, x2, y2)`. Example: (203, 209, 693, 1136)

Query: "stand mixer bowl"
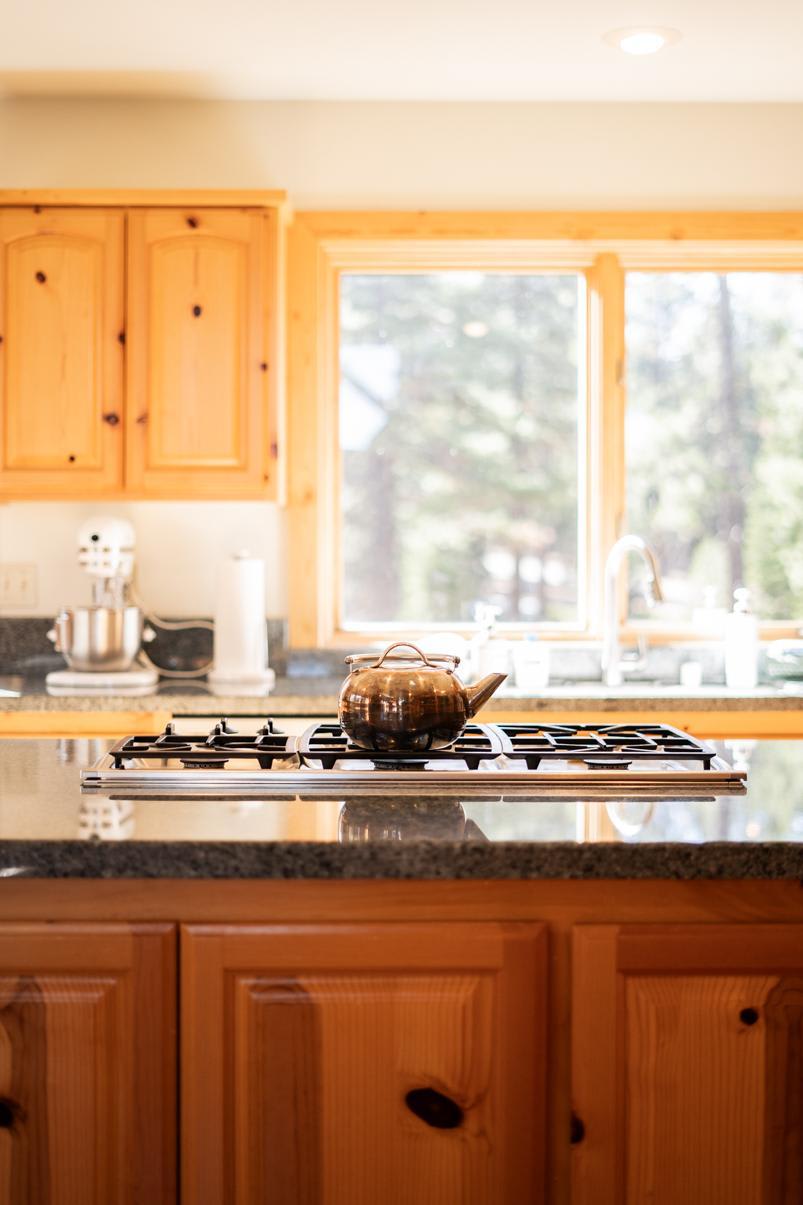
(50, 606, 144, 672)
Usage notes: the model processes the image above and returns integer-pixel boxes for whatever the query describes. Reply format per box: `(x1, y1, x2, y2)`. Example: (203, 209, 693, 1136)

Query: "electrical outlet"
(0, 563, 37, 609)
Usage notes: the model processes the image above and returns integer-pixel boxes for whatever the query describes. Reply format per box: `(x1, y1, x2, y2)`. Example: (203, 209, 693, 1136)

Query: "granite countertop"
(3, 673, 803, 715)
(0, 736, 801, 880)
(0, 673, 344, 714)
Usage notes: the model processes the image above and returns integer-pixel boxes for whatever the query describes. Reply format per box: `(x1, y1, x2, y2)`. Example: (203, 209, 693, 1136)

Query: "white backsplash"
(0, 501, 287, 618)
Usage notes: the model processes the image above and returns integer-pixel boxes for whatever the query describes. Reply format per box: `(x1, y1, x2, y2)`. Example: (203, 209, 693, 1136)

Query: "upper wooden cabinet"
(571, 923, 803, 1205)
(0, 193, 282, 500)
(181, 921, 547, 1205)
(127, 209, 273, 498)
(0, 209, 125, 496)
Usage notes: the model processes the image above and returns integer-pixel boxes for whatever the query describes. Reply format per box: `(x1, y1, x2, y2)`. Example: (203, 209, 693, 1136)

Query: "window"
(288, 213, 803, 646)
(627, 271, 803, 623)
(339, 271, 584, 627)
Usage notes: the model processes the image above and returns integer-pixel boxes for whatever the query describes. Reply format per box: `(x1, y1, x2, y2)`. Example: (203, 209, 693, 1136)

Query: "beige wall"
(3, 99, 803, 208)
(2, 98, 802, 618)
(0, 501, 285, 618)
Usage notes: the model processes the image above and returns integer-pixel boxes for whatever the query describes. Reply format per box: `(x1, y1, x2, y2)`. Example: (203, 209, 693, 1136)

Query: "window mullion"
(586, 252, 626, 637)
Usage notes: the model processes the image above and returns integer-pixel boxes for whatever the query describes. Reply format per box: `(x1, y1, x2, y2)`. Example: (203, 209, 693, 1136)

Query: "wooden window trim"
(289, 212, 803, 648)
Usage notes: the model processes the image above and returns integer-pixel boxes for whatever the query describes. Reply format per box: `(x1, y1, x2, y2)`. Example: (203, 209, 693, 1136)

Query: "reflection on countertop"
(0, 736, 801, 879)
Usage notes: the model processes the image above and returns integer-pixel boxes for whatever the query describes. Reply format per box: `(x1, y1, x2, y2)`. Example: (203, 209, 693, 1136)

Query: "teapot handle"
(372, 641, 436, 669)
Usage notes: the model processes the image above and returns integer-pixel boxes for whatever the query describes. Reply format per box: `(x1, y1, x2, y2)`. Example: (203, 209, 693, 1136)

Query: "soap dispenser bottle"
(724, 587, 759, 690)
(470, 603, 505, 678)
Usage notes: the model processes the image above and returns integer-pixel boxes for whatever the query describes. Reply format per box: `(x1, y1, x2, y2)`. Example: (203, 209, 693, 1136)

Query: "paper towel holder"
(207, 551, 276, 697)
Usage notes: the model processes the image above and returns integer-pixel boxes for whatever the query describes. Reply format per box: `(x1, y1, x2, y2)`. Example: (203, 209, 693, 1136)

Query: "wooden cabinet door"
(0, 209, 124, 497)
(182, 921, 546, 1205)
(0, 922, 176, 1205)
(127, 208, 273, 498)
(571, 923, 803, 1205)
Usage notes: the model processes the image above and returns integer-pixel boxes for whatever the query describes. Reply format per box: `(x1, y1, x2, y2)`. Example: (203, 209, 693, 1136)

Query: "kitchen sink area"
(509, 678, 801, 697)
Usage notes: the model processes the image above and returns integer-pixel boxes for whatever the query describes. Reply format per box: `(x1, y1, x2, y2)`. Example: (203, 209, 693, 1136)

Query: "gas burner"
(180, 755, 230, 769)
(371, 758, 435, 771)
(585, 759, 633, 771)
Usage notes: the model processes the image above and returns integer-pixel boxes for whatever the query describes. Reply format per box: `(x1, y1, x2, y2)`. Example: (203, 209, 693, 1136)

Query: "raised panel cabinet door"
(0, 209, 125, 497)
(571, 923, 803, 1205)
(0, 922, 176, 1205)
(126, 208, 274, 498)
(182, 921, 547, 1205)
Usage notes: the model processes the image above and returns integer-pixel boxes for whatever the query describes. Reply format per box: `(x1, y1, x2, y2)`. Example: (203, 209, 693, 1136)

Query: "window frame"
(287, 211, 803, 648)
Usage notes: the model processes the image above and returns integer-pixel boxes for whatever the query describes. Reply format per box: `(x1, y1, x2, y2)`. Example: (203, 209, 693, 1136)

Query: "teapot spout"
(465, 672, 507, 717)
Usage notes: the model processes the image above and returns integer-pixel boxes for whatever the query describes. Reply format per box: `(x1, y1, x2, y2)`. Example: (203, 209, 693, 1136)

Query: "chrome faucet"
(601, 535, 664, 687)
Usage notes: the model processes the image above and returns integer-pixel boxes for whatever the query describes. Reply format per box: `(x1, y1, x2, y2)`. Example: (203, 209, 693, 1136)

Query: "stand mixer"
(46, 517, 158, 695)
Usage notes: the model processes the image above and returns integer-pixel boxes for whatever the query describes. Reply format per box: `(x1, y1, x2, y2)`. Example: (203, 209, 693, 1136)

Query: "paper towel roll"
(208, 552, 273, 688)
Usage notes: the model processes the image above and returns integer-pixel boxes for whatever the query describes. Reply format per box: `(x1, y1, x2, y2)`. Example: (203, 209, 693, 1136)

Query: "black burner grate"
(105, 718, 718, 775)
(296, 722, 510, 770)
(498, 722, 716, 770)
(110, 718, 294, 770)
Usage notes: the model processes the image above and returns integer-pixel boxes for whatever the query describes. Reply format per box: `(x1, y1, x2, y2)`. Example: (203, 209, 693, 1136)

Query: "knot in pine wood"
(404, 1087, 463, 1129)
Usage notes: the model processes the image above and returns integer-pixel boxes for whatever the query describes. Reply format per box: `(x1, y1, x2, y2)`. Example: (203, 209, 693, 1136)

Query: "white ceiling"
(3, 0, 803, 101)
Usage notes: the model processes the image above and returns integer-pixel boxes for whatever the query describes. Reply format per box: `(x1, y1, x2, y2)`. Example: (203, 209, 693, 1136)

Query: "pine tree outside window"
(339, 271, 585, 629)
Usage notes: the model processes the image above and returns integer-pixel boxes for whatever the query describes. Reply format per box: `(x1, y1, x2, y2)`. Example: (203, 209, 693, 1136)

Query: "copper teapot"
(338, 641, 507, 752)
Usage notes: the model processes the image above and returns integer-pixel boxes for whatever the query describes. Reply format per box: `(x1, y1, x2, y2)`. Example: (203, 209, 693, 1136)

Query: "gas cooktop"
(80, 719, 747, 797)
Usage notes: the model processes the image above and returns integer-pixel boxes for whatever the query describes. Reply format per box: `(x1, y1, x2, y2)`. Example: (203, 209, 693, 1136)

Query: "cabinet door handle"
(103, 412, 120, 426)
(570, 1112, 585, 1144)
(404, 1087, 463, 1129)
(0, 1098, 20, 1130)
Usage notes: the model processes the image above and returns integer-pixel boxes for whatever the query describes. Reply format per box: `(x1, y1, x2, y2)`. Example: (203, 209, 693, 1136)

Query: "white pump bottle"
(724, 587, 759, 690)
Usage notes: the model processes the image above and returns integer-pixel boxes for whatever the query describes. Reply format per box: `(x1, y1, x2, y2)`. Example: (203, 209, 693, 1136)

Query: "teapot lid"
(345, 641, 460, 670)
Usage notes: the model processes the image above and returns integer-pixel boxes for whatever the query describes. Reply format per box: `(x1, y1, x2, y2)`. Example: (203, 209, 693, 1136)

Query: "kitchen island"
(0, 736, 801, 1204)
(0, 734, 802, 878)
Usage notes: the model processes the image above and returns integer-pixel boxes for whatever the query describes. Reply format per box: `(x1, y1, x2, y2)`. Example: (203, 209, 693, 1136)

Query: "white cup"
(679, 661, 703, 688)
(512, 641, 550, 692)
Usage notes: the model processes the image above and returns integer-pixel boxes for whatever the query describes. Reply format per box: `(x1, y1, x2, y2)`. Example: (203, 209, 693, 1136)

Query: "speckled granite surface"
(2, 675, 803, 714)
(0, 736, 800, 879)
(0, 675, 343, 714)
(1, 838, 801, 880)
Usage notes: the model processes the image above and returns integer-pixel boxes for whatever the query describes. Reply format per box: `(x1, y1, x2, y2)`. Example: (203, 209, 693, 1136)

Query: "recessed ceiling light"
(603, 27, 681, 56)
